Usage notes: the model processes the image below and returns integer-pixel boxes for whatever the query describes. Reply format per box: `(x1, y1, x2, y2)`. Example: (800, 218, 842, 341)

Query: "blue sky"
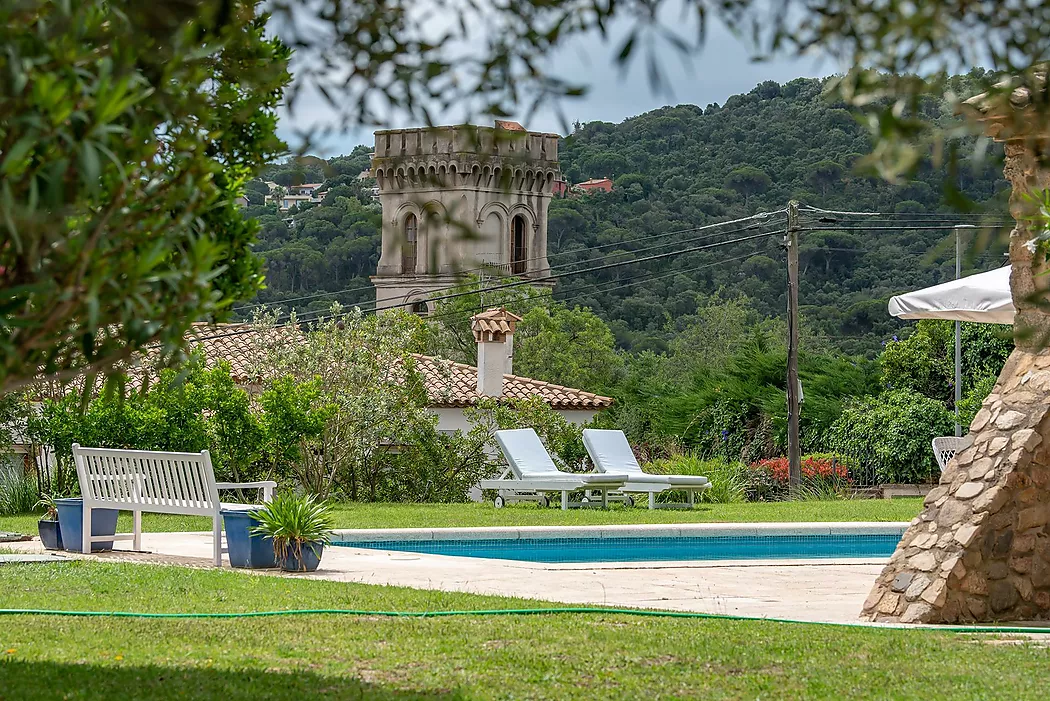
(276, 14, 834, 157)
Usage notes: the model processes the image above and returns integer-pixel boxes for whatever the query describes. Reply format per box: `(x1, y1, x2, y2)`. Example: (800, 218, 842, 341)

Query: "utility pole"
(786, 201, 801, 493)
(953, 225, 975, 437)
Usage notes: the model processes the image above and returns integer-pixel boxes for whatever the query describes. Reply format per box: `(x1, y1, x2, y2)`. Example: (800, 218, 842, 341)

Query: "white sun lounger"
(478, 428, 628, 510)
(583, 429, 710, 509)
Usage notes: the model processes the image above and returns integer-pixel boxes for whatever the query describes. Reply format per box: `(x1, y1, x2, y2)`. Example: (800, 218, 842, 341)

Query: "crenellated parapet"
(370, 122, 559, 313)
(372, 125, 559, 196)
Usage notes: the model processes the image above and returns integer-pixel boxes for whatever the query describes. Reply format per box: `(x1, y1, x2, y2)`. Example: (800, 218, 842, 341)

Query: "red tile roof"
(411, 354, 613, 409)
(175, 323, 612, 410)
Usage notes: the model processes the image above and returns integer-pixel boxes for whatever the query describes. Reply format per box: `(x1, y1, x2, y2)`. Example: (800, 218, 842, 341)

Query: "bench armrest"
(215, 481, 277, 502)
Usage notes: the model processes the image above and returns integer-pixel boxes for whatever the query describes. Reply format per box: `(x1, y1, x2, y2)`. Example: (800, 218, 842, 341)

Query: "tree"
(723, 167, 771, 207)
(273, 1, 1049, 181)
(514, 305, 625, 392)
(879, 320, 1013, 406)
(825, 389, 954, 483)
(807, 161, 845, 197)
(250, 306, 433, 501)
(0, 1, 290, 392)
(663, 294, 758, 379)
(426, 277, 548, 364)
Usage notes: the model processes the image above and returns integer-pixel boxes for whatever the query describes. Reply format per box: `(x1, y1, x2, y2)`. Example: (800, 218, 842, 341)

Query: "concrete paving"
(5, 529, 888, 624)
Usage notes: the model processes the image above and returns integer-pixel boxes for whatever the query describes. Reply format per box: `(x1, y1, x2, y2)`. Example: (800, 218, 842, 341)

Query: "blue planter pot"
(38, 519, 63, 551)
(220, 509, 277, 569)
(55, 498, 119, 553)
(278, 542, 324, 572)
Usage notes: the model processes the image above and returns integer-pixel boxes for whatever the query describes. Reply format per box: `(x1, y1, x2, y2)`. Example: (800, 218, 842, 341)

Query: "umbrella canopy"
(887, 266, 1014, 324)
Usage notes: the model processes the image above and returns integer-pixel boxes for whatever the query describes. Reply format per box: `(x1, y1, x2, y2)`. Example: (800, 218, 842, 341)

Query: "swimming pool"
(334, 532, 902, 563)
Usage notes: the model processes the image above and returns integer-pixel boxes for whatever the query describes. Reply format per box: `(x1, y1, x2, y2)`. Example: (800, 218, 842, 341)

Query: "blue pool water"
(334, 534, 901, 563)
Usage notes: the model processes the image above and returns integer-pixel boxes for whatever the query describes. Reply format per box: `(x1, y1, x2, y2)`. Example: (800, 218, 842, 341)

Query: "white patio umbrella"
(887, 266, 1014, 325)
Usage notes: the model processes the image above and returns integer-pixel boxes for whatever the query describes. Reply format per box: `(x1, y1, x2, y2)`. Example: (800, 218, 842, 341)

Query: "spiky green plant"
(35, 494, 58, 520)
(0, 472, 38, 516)
(251, 492, 333, 570)
(649, 454, 748, 504)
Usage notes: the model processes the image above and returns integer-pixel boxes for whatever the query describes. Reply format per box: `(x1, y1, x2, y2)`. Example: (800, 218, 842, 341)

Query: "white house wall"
(432, 407, 598, 433)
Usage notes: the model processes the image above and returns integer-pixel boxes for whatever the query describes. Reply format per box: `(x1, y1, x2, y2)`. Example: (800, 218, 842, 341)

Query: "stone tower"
(370, 122, 560, 312)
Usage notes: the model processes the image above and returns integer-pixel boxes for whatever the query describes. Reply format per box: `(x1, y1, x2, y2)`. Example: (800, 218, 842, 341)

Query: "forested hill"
(248, 71, 1009, 356)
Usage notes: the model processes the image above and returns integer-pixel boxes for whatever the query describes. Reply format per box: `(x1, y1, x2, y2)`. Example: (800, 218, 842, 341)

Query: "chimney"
(471, 307, 523, 397)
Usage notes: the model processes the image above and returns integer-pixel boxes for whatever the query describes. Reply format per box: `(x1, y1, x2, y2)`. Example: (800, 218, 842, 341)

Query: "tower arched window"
(402, 213, 418, 274)
(511, 215, 527, 275)
(410, 300, 428, 316)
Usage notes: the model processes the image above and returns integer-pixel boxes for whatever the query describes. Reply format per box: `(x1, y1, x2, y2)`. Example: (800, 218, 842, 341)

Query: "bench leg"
(688, 490, 695, 508)
(561, 490, 569, 511)
(82, 504, 91, 554)
(133, 510, 142, 551)
(601, 489, 608, 508)
(212, 514, 222, 567)
(648, 492, 656, 510)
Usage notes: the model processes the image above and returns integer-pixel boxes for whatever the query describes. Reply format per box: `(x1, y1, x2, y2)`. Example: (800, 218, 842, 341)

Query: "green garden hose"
(3, 606, 1050, 634)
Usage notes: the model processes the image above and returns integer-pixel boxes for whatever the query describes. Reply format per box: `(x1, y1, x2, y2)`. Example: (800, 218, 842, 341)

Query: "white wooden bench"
(72, 444, 276, 566)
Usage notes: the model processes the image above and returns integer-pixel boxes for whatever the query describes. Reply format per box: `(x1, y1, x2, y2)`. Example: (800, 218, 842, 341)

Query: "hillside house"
(574, 178, 613, 194)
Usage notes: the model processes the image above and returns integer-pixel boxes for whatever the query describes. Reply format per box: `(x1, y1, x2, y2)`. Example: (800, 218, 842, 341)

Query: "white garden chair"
(932, 436, 968, 472)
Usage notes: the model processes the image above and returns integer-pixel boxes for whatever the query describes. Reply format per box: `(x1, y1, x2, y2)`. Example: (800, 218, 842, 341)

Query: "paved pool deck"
(4, 522, 904, 624)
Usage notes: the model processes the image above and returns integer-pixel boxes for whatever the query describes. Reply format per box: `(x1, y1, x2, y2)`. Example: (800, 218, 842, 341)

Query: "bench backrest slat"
(73, 444, 220, 516)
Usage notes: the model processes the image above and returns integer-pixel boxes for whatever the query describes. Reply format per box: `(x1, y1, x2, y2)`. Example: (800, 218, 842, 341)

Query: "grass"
(0, 499, 924, 536)
(0, 559, 1047, 700)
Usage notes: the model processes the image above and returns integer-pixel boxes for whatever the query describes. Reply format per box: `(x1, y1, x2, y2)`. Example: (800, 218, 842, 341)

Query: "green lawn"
(0, 499, 924, 536)
(0, 559, 1046, 700)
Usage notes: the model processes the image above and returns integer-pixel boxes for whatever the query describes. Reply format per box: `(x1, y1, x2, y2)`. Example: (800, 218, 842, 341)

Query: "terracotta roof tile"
(470, 307, 522, 339)
(411, 354, 612, 409)
(171, 323, 612, 410)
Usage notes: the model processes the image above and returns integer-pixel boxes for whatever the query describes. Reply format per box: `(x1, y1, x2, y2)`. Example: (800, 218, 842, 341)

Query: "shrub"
(464, 396, 587, 471)
(251, 492, 333, 570)
(649, 454, 748, 504)
(383, 423, 496, 504)
(0, 470, 38, 516)
(0, 473, 34, 515)
(824, 389, 954, 483)
(745, 455, 852, 501)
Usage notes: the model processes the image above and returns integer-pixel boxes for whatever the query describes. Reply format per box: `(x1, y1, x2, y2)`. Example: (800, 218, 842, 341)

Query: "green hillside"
(247, 71, 1008, 357)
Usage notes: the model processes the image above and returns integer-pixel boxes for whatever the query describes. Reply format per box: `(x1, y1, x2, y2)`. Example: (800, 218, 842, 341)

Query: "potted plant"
(220, 507, 277, 569)
(36, 495, 63, 551)
(251, 492, 332, 572)
(55, 496, 119, 553)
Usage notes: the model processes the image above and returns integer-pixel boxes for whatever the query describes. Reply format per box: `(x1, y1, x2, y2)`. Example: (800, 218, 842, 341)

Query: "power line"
(195, 226, 784, 342)
(304, 228, 782, 323)
(234, 209, 986, 315)
(233, 210, 786, 314)
(237, 218, 780, 323)
(236, 214, 786, 322)
(423, 251, 763, 326)
(798, 204, 1000, 218)
(798, 224, 1009, 232)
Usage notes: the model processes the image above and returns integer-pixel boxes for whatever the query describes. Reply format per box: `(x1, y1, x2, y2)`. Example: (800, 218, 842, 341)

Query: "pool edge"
(333, 521, 910, 543)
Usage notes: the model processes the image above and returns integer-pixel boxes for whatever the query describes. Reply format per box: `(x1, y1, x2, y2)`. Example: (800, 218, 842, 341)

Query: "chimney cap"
(471, 307, 523, 342)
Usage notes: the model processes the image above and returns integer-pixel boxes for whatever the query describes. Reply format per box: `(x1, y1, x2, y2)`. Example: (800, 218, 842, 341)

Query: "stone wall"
(862, 348, 1050, 622)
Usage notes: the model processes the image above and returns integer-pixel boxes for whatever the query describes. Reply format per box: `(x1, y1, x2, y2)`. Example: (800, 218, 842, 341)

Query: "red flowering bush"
(750, 456, 850, 482)
(746, 455, 852, 501)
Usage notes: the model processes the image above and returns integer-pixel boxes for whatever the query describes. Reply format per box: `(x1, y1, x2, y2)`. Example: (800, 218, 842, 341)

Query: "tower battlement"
(371, 122, 560, 313)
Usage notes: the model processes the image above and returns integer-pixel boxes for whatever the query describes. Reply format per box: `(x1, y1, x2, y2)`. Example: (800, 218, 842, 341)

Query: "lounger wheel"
(580, 496, 589, 504)
(494, 495, 505, 508)
(538, 495, 549, 508)
(625, 496, 634, 508)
